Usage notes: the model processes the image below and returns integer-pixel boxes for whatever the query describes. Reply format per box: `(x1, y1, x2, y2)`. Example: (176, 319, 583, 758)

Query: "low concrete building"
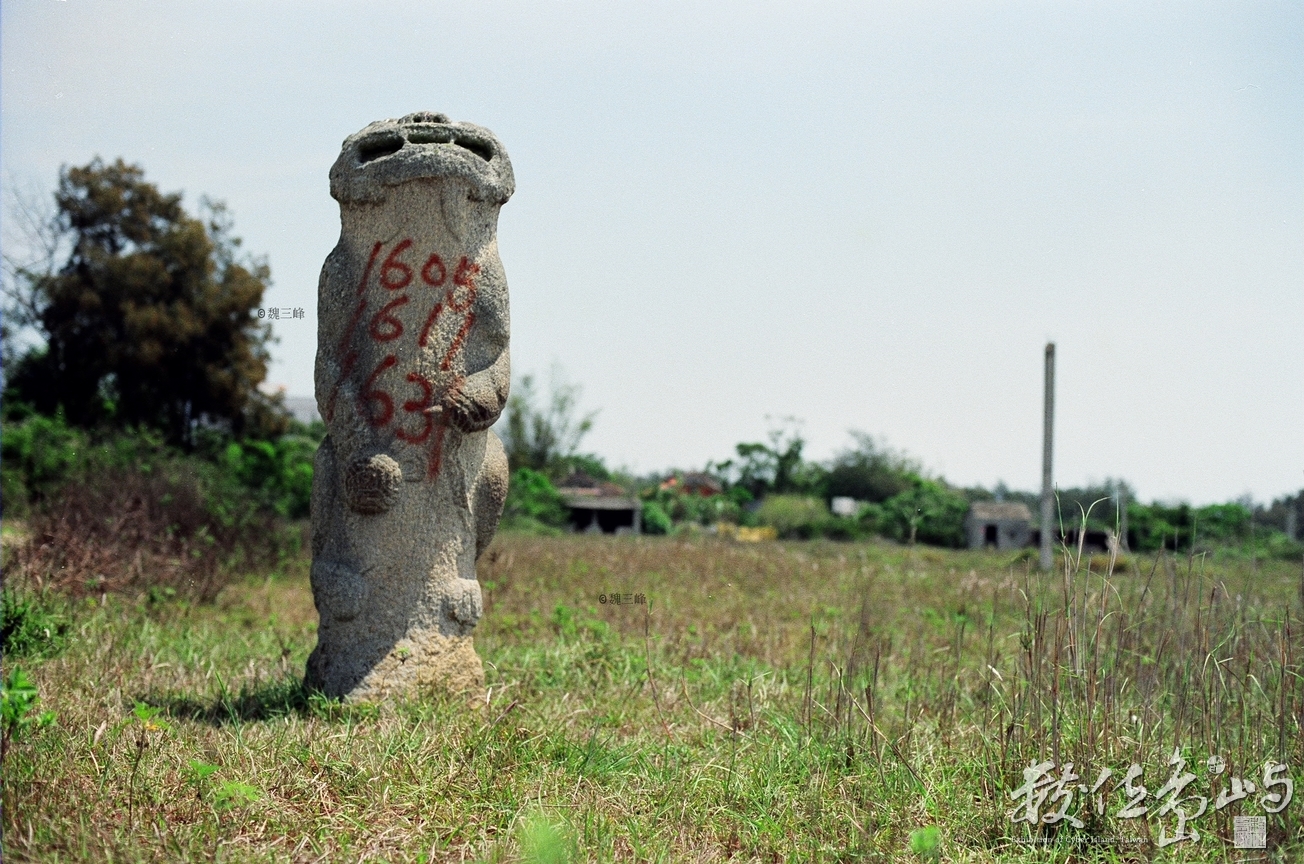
(557, 472, 642, 535)
(965, 501, 1033, 550)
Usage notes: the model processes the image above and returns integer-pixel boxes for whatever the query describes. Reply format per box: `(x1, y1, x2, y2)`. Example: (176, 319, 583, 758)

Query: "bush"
(1259, 529, 1304, 561)
(1127, 500, 1254, 553)
(1, 589, 69, 659)
(219, 435, 316, 519)
(3, 410, 319, 521)
(4, 421, 301, 600)
(641, 501, 672, 535)
(818, 516, 865, 542)
(856, 502, 885, 534)
(502, 468, 569, 531)
(640, 476, 744, 531)
(880, 479, 969, 548)
(756, 495, 830, 539)
(10, 461, 292, 600)
(1, 410, 86, 516)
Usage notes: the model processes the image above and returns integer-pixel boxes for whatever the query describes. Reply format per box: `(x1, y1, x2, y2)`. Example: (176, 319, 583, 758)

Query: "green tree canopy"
(498, 368, 599, 479)
(712, 418, 825, 499)
(879, 477, 970, 547)
(824, 431, 917, 503)
(5, 158, 285, 444)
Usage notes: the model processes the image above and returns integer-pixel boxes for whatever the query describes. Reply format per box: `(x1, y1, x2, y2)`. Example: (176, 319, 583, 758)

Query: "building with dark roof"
(965, 501, 1033, 550)
(556, 472, 642, 534)
(659, 472, 723, 497)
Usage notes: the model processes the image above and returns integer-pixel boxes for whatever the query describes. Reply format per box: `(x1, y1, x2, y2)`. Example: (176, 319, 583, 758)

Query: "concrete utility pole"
(1040, 342, 1055, 572)
(1117, 481, 1129, 552)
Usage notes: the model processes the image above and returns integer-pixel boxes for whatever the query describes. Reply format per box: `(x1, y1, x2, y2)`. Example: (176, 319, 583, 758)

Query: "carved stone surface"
(305, 112, 512, 700)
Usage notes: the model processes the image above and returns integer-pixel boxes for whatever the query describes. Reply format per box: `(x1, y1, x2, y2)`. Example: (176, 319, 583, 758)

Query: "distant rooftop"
(557, 472, 630, 500)
(968, 501, 1033, 522)
(660, 472, 723, 496)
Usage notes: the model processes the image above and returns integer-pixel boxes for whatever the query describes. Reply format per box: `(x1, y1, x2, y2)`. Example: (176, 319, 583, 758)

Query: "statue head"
(329, 112, 515, 207)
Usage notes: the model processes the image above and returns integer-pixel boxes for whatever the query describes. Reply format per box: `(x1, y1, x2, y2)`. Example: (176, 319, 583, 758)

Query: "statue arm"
(441, 290, 509, 433)
(443, 347, 509, 433)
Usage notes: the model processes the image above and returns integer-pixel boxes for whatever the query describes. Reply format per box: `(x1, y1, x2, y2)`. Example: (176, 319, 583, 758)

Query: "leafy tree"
(880, 478, 970, 547)
(1126, 500, 1256, 553)
(825, 431, 916, 503)
(497, 367, 598, 479)
(1254, 490, 1303, 540)
(4, 158, 285, 445)
(719, 441, 776, 499)
(714, 418, 824, 499)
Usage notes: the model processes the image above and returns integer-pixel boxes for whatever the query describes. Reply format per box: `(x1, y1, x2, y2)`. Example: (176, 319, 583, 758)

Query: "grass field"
(4, 533, 1302, 862)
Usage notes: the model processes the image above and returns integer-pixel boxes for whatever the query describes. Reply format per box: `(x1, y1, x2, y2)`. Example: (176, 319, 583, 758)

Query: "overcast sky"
(3, 1, 1300, 504)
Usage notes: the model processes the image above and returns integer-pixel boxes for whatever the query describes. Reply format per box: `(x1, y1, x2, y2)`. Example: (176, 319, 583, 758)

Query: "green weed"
(517, 810, 573, 864)
(1, 666, 56, 756)
(909, 824, 941, 860)
(1, 587, 69, 659)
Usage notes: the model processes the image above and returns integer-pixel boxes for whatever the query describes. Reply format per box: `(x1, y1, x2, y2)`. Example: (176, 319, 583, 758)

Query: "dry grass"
(4, 534, 1302, 861)
(7, 466, 301, 602)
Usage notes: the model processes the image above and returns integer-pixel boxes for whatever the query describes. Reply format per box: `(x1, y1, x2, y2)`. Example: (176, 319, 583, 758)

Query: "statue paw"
(444, 578, 483, 632)
(343, 453, 403, 514)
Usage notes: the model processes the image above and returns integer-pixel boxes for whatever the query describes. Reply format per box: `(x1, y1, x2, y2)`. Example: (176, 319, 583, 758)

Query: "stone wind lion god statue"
(306, 112, 512, 700)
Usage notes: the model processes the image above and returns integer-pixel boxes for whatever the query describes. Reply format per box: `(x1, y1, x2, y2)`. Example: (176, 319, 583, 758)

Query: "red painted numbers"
(441, 313, 476, 372)
(395, 372, 434, 444)
(359, 243, 383, 291)
(380, 239, 414, 290)
(361, 355, 398, 427)
(327, 237, 483, 477)
(421, 253, 447, 287)
(418, 300, 444, 349)
(450, 258, 479, 311)
(369, 295, 410, 342)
